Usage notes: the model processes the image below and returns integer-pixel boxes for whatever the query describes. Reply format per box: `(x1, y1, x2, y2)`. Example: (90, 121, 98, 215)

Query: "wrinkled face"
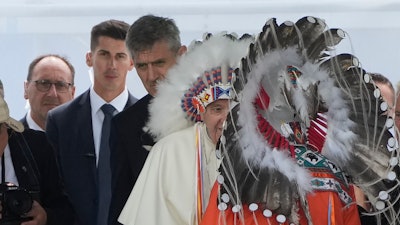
(200, 99, 230, 145)
(86, 36, 133, 98)
(133, 40, 186, 97)
(24, 56, 75, 125)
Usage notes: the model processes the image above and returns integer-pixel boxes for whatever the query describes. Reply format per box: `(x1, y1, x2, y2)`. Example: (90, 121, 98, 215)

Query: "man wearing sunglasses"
(23, 54, 75, 131)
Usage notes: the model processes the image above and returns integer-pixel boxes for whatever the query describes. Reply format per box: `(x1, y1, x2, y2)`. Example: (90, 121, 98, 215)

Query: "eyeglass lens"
(34, 80, 71, 92)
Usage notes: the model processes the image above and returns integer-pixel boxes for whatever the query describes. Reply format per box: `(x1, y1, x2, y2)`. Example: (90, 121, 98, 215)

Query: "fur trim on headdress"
(147, 33, 252, 141)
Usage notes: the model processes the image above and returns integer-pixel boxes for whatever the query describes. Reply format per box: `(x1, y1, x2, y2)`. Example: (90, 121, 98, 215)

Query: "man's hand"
(21, 200, 47, 225)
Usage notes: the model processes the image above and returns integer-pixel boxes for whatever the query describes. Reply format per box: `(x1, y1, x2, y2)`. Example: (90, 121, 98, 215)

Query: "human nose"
(221, 111, 229, 122)
(147, 65, 158, 81)
(109, 57, 117, 68)
(217, 109, 229, 123)
(47, 84, 58, 96)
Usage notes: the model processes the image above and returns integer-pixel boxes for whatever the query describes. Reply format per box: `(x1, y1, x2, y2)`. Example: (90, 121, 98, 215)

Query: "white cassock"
(119, 122, 220, 225)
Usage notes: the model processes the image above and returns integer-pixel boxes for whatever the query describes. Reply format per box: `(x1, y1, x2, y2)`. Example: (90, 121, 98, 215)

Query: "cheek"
(28, 90, 43, 101)
(119, 71, 128, 80)
(92, 60, 106, 71)
(209, 117, 222, 130)
(159, 68, 168, 79)
(25, 84, 35, 94)
(59, 94, 73, 102)
(117, 61, 131, 70)
(137, 73, 148, 83)
(29, 96, 44, 108)
(163, 63, 173, 72)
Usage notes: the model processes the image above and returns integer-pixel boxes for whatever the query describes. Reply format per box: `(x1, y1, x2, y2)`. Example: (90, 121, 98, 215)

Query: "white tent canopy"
(1, 0, 399, 118)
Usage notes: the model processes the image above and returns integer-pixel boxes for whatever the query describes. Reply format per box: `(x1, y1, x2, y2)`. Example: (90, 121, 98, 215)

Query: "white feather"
(147, 34, 252, 141)
(237, 47, 312, 194)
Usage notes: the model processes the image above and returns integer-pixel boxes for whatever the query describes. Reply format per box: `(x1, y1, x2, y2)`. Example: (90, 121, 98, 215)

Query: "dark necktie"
(97, 103, 116, 225)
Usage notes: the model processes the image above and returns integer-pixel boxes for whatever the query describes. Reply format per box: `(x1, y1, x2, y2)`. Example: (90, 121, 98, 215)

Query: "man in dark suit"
(108, 15, 187, 225)
(46, 19, 137, 225)
(21, 54, 75, 131)
(0, 82, 74, 225)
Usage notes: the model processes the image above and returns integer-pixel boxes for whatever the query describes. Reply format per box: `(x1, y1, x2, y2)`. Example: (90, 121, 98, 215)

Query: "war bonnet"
(146, 33, 252, 141)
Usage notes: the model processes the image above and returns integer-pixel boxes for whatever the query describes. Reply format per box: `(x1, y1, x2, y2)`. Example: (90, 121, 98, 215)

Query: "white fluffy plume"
(147, 34, 252, 141)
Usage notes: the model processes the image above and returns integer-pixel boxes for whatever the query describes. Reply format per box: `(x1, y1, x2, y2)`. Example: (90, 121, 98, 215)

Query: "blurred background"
(1, 0, 400, 119)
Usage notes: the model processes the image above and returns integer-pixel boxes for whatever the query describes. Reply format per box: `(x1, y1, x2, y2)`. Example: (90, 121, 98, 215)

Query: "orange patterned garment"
(201, 181, 361, 225)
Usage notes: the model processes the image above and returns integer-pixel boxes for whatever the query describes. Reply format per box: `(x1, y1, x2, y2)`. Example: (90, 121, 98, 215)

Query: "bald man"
(22, 54, 76, 131)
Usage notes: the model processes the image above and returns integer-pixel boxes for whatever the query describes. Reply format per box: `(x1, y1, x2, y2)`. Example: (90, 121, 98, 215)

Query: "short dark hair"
(370, 72, 394, 94)
(126, 14, 182, 58)
(90, 19, 130, 51)
(27, 54, 75, 84)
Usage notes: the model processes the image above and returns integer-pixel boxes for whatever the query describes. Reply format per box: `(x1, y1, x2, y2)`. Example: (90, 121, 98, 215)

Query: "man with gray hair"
(109, 14, 187, 225)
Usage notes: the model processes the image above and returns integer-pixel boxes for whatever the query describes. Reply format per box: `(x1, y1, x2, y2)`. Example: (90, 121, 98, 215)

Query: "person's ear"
(128, 58, 134, 71)
(177, 45, 187, 56)
(86, 52, 93, 67)
(23, 81, 29, 99)
(70, 86, 76, 98)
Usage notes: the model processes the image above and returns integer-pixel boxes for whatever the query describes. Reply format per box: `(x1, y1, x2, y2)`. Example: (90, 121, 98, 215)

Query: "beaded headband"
(146, 33, 253, 141)
(181, 65, 235, 122)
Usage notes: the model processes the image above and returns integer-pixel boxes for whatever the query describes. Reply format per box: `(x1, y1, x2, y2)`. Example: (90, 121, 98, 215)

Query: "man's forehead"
(35, 57, 68, 69)
(94, 37, 129, 54)
(134, 50, 175, 65)
(134, 41, 174, 58)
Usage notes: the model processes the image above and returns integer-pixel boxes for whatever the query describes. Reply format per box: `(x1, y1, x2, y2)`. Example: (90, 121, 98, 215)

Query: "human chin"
(43, 104, 58, 112)
(147, 85, 157, 96)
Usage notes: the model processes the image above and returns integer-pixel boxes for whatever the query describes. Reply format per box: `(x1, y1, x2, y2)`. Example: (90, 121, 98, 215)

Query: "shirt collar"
(27, 110, 45, 131)
(90, 86, 129, 114)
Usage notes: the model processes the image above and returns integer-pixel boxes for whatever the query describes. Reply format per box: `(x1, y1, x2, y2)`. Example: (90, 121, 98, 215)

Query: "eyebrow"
(97, 49, 110, 53)
(135, 57, 167, 65)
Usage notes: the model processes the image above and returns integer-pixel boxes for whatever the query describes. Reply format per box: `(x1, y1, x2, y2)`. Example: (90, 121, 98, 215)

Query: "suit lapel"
(76, 91, 97, 181)
(124, 93, 138, 110)
(8, 130, 40, 192)
(74, 91, 136, 187)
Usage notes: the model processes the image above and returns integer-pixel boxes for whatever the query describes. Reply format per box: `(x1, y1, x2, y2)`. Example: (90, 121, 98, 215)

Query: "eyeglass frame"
(30, 79, 73, 93)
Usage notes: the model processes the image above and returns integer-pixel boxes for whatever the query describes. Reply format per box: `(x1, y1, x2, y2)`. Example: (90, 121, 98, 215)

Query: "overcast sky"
(1, 0, 399, 118)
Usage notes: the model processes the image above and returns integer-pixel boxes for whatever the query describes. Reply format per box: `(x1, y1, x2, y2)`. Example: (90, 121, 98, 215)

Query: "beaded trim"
(181, 66, 235, 122)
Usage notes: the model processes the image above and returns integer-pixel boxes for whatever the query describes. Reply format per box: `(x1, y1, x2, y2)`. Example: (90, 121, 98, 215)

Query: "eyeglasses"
(32, 79, 73, 93)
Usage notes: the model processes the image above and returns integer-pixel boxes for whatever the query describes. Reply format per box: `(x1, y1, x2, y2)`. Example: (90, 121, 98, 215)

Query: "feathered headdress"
(217, 16, 400, 224)
(147, 33, 253, 141)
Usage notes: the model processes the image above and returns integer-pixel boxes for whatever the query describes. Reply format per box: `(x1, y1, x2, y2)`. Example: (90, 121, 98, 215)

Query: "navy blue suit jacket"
(46, 89, 137, 225)
(109, 94, 154, 225)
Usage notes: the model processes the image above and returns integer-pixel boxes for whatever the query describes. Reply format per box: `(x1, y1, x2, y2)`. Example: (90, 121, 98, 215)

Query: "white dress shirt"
(90, 86, 129, 165)
(0, 144, 19, 186)
(26, 110, 44, 131)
